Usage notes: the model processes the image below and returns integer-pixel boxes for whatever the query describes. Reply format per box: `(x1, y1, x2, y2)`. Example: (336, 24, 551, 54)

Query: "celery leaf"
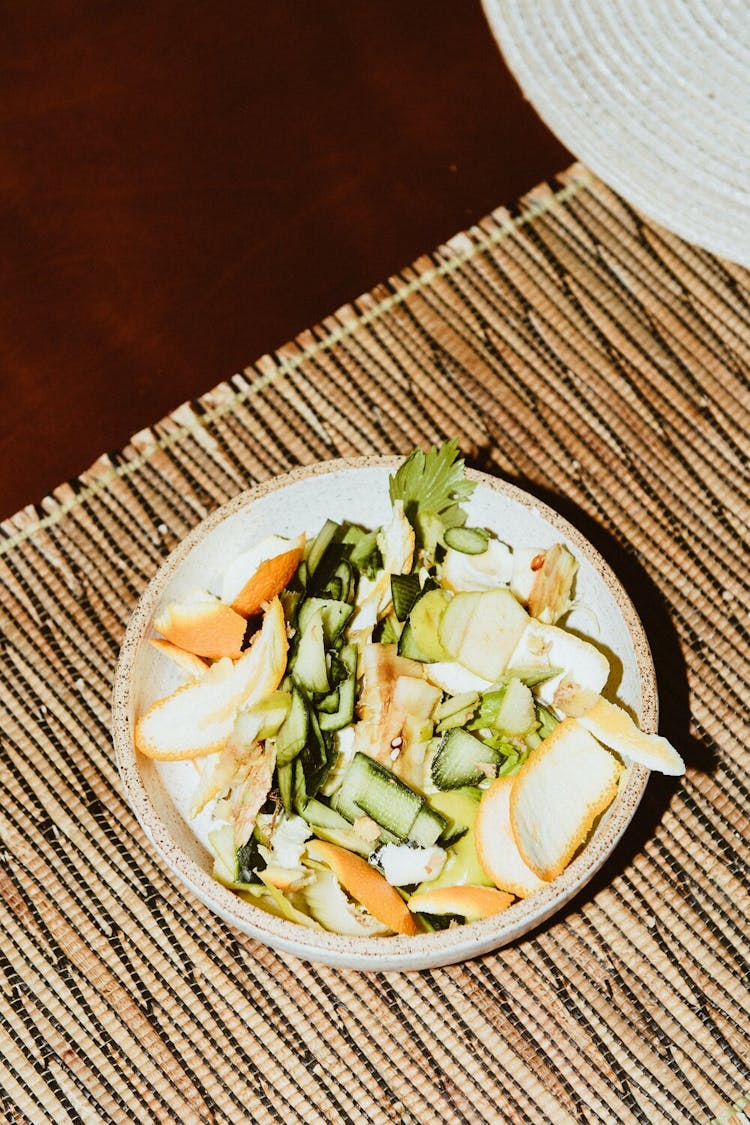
(389, 439, 475, 552)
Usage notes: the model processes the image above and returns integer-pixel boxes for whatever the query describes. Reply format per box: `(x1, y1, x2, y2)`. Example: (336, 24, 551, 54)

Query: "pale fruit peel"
(148, 638, 209, 679)
(507, 620, 610, 706)
(573, 696, 685, 776)
(510, 718, 622, 881)
(135, 598, 287, 761)
(475, 777, 547, 898)
(526, 542, 578, 624)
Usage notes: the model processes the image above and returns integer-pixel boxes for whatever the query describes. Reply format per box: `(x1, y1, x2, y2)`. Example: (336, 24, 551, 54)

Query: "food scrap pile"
(136, 442, 684, 937)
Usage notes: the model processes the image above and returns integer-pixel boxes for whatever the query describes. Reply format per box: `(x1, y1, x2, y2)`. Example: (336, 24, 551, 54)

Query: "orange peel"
(407, 885, 513, 922)
(229, 534, 305, 618)
(135, 598, 287, 761)
(306, 840, 419, 936)
(153, 599, 247, 660)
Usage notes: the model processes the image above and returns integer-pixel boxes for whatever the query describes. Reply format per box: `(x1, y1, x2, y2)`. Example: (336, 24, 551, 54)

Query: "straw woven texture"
(482, 0, 750, 267)
(1, 164, 748, 1124)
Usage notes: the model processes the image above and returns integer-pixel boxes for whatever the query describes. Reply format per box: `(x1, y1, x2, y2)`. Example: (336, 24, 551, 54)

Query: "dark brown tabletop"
(0, 1, 569, 520)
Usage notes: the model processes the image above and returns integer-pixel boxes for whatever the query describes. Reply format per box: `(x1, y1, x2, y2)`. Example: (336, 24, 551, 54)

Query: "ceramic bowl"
(112, 457, 653, 971)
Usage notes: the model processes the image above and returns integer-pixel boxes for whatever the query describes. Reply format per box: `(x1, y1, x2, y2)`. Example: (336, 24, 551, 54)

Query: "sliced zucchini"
(209, 823, 238, 884)
(434, 690, 479, 732)
(443, 526, 490, 554)
(340, 523, 365, 550)
(416, 789, 493, 890)
(409, 805, 448, 848)
(431, 728, 500, 789)
(323, 576, 342, 600)
(288, 707, 337, 812)
(318, 644, 357, 732)
(332, 752, 424, 839)
(325, 560, 356, 604)
(236, 836, 267, 883)
(435, 690, 479, 722)
(297, 597, 352, 644)
(308, 824, 374, 859)
(535, 700, 560, 740)
(306, 519, 342, 579)
(292, 609, 330, 694)
(347, 527, 381, 575)
(281, 588, 304, 627)
(301, 798, 351, 831)
(377, 614, 402, 646)
(294, 560, 308, 593)
(491, 677, 536, 736)
(426, 786, 480, 845)
(397, 620, 429, 661)
(292, 758, 309, 815)
(316, 687, 340, 714)
(503, 664, 562, 687)
(275, 688, 309, 766)
(277, 761, 294, 814)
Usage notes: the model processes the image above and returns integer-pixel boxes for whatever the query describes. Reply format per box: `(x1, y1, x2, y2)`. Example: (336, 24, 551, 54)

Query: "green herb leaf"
(389, 439, 475, 552)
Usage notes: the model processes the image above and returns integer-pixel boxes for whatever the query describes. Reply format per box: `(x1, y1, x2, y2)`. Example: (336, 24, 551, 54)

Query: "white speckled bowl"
(112, 458, 653, 971)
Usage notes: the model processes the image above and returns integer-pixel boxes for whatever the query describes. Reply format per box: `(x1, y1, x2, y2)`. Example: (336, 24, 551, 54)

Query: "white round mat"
(482, 0, 750, 265)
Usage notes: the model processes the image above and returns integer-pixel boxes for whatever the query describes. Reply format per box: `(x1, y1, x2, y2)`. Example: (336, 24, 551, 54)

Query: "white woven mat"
(482, 0, 750, 265)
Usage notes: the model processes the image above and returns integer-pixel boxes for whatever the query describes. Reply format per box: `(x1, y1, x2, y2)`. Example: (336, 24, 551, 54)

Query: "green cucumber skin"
(405, 588, 452, 662)
(297, 597, 352, 644)
(443, 526, 489, 554)
(328, 560, 356, 605)
(275, 689, 309, 766)
(301, 799, 351, 831)
(316, 688, 341, 715)
(356, 782, 421, 840)
(333, 752, 426, 840)
(409, 805, 447, 848)
(293, 707, 335, 808)
(306, 519, 342, 580)
(431, 728, 500, 789)
(277, 761, 294, 814)
(292, 758, 308, 815)
(390, 572, 422, 621)
(292, 610, 330, 694)
(318, 645, 357, 732)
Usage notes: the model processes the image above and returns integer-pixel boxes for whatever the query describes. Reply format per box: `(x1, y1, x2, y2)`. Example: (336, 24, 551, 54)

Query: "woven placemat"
(1, 163, 748, 1125)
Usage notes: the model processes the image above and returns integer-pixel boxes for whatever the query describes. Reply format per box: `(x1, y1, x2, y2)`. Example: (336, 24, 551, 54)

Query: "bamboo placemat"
(1, 163, 748, 1125)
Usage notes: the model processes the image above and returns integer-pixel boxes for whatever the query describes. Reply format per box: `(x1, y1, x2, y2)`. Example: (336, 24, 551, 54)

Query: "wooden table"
(0, 1, 568, 519)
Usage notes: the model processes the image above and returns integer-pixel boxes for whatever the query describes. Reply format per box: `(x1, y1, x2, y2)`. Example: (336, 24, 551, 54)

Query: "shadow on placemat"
(466, 445, 713, 900)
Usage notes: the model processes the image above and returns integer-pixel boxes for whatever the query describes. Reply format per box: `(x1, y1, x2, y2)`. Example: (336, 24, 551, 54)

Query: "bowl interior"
(113, 459, 652, 970)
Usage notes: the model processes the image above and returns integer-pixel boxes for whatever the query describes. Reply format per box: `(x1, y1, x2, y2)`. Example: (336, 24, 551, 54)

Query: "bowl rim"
(112, 456, 653, 970)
